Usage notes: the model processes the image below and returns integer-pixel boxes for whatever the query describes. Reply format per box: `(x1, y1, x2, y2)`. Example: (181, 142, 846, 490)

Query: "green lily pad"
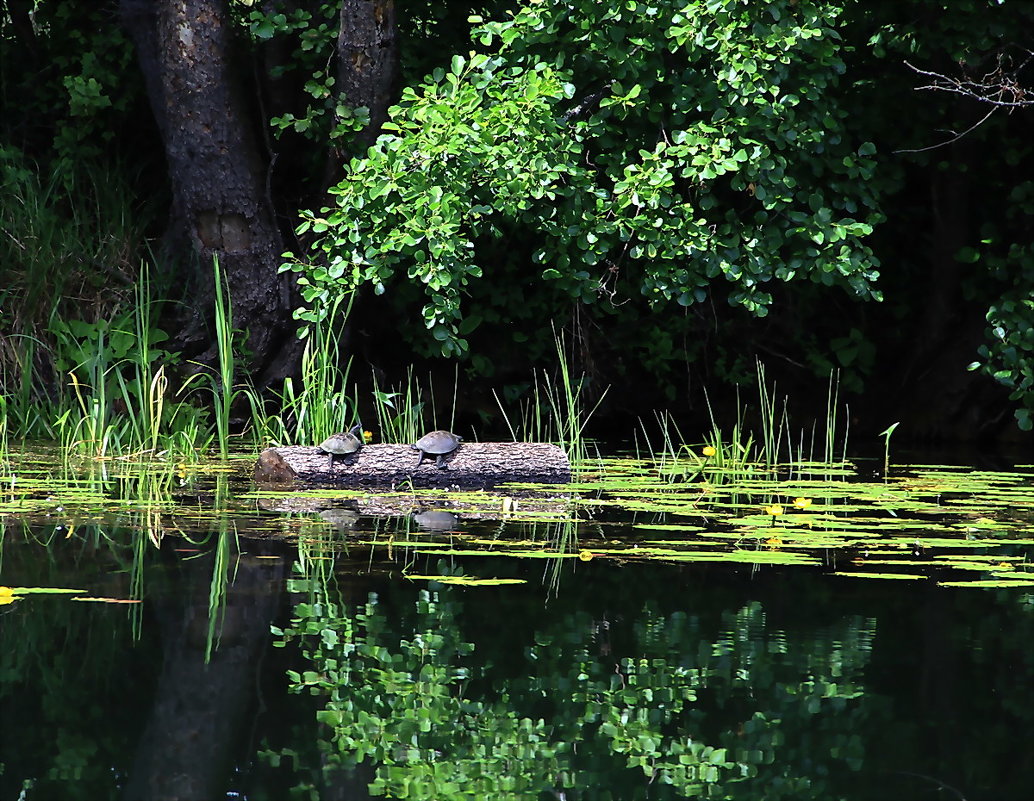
(937, 578, 1034, 588)
(404, 576, 526, 586)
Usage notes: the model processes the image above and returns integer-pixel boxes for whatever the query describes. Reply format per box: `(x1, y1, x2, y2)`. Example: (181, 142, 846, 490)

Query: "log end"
(254, 447, 298, 484)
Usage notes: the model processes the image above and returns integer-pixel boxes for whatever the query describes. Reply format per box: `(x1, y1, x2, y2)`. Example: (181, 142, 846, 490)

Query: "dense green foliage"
(1, 0, 1031, 441)
(287, 0, 883, 357)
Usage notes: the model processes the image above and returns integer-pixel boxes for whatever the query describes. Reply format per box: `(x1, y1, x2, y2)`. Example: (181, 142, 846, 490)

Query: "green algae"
(2, 445, 1032, 590)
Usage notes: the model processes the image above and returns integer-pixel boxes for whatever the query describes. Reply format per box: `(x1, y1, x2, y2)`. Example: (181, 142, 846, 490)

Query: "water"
(2, 527, 1031, 800)
(1, 454, 1032, 800)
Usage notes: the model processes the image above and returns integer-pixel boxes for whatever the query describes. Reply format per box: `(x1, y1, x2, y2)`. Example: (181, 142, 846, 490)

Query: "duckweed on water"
(1, 446, 1032, 590)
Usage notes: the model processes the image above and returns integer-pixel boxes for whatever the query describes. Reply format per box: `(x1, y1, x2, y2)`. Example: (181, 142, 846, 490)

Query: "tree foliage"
(286, 0, 884, 357)
(272, 584, 876, 799)
(2, 0, 1032, 433)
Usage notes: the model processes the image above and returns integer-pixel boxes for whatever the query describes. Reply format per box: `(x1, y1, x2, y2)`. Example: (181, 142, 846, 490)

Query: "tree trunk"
(120, 0, 301, 383)
(337, 0, 399, 152)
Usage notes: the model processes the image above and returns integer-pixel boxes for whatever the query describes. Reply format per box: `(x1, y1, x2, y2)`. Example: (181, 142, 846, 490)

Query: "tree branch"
(904, 47, 1034, 109)
(896, 46, 1032, 153)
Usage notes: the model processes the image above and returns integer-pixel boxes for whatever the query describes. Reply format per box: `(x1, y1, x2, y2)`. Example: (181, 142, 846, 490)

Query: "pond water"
(1, 451, 1032, 800)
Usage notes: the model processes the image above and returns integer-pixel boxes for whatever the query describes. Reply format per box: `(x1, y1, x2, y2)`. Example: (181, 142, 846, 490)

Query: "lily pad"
(404, 576, 526, 586)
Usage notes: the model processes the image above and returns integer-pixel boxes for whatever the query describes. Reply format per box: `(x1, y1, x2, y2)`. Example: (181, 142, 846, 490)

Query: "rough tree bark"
(120, 0, 300, 383)
(121, 0, 402, 384)
(337, 0, 399, 152)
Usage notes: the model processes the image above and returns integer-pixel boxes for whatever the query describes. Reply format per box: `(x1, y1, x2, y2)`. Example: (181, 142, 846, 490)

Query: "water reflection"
(1, 527, 1030, 800)
(271, 577, 876, 799)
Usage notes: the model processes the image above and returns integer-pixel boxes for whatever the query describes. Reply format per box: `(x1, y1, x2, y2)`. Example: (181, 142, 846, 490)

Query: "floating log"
(255, 442, 571, 488)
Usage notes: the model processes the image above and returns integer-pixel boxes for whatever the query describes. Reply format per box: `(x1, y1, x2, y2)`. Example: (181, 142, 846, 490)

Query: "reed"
(371, 367, 428, 445)
(755, 360, 790, 472)
(179, 256, 257, 459)
(260, 291, 358, 447)
(880, 421, 901, 478)
(545, 331, 605, 466)
(211, 256, 234, 459)
(1, 151, 147, 442)
(649, 362, 854, 485)
(824, 368, 843, 466)
(0, 335, 57, 440)
(493, 332, 605, 467)
(493, 375, 548, 444)
(0, 393, 8, 466)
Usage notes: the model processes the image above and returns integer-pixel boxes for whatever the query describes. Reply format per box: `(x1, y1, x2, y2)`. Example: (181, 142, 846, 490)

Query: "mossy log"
(255, 442, 571, 488)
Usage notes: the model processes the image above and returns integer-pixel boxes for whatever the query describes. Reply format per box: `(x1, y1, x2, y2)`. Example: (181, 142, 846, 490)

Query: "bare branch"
(893, 105, 997, 154)
(897, 45, 1032, 153)
(904, 47, 1034, 110)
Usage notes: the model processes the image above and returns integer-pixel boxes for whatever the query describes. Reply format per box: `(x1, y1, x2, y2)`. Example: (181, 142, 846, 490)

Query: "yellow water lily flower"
(363, 430, 374, 443)
(793, 497, 812, 509)
(579, 550, 594, 562)
(765, 504, 784, 517)
(702, 445, 717, 457)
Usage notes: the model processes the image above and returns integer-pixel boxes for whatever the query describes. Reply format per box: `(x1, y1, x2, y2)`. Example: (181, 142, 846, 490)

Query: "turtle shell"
(319, 424, 363, 455)
(411, 430, 463, 455)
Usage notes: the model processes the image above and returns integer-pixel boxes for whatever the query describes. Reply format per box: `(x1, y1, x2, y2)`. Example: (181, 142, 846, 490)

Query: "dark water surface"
(2, 521, 1031, 801)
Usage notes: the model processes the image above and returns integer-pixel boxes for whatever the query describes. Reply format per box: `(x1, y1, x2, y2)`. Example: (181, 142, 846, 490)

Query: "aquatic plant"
(181, 256, 270, 459)
(371, 367, 433, 446)
(493, 331, 605, 468)
(261, 290, 359, 448)
(879, 421, 901, 477)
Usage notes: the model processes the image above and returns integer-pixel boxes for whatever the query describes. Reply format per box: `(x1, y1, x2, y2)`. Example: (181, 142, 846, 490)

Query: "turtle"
(410, 429, 463, 469)
(317, 424, 364, 469)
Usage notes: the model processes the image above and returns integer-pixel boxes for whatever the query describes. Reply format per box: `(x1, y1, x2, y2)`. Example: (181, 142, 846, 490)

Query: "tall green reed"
(492, 332, 605, 467)
(51, 263, 205, 459)
(649, 362, 850, 484)
(1, 149, 148, 441)
(211, 256, 234, 459)
(259, 290, 358, 446)
(372, 368, 429, 445)
(0, 335, 57, 439)
(181, 256, 258, 459)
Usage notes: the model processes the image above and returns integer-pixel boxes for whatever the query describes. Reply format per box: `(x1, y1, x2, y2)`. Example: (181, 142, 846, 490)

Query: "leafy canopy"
(285, 0, 883, 356)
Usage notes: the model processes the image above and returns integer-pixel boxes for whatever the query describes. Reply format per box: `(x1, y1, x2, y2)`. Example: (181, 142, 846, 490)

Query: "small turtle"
(317, 424, 363, 469)
(410, 429, 463, 469)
